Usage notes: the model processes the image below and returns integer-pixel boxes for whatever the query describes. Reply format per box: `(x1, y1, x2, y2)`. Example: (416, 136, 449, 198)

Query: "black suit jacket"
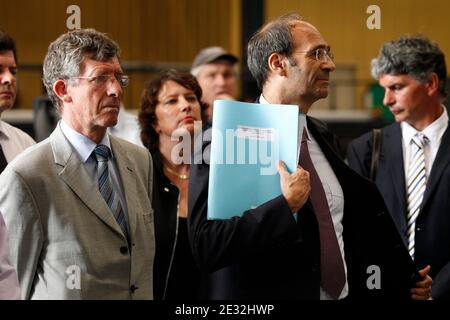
(347, 122, 450, 299)
(188, 116, 419, 300)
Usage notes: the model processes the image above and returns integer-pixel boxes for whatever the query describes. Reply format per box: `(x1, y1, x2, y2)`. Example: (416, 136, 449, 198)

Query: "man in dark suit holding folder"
(188, 13, 431, 300)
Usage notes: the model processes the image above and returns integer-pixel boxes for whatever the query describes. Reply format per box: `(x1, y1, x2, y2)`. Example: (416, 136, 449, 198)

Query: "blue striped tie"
(406, 133, 428, 259)
(94, 145, 128, 237)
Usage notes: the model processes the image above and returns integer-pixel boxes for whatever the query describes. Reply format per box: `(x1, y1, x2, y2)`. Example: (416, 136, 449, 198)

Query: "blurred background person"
(0, 30, 35, 173)
(191, 46, 238, 126)
(139, 69, 206, 300)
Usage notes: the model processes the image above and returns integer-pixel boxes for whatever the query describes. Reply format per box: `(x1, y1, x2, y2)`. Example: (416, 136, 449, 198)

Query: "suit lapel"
(306, 117, 344, 175)
(384, 124, 407, 226)
(51, 124, 125, 237)
(421, 123, 450, 210)
(110, 136, 139, 242)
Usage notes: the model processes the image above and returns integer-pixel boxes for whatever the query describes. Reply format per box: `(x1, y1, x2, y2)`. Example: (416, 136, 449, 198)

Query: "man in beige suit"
(0, 29, 155, 299)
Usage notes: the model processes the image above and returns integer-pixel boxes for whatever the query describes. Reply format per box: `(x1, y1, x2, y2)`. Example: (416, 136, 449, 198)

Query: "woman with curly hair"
(139, 69, 207, 300)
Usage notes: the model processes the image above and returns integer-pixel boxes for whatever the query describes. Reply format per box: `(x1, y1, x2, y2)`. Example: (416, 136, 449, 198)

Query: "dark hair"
(139, 69, 208, 151)
(247, 13, 303, 90)
(43, 28, 120, 112)
(372, 35, 447, 98)
(0, 30, 17, 63)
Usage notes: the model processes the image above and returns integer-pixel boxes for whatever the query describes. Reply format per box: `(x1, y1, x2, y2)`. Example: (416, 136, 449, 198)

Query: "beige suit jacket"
(0, 123, 155, 299)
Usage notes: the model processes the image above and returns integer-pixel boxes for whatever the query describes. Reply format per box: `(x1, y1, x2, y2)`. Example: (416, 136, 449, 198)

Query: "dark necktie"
(0, 144, 8, 174)
(93, 145, 128, 237)
(299, 129, 345, 299)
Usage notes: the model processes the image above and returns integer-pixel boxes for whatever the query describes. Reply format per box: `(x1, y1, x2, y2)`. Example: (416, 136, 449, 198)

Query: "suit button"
(416, 226, 422, 232)
(130, 285, 138, 293)
(120, 246, 128, 254)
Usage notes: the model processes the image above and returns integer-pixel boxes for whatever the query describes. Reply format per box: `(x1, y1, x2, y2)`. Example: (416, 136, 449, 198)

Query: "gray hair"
(247, 13, 303, 90)
(42, 28, 121, 112)
(371, 35, 447, 98)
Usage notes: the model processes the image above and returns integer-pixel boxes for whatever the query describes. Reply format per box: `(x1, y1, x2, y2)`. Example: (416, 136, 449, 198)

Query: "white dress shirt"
(401, 106, 449, 181)
(60, 120, 129, 223)
(260, 95, 348, 300)
(0, 119, 36, 163)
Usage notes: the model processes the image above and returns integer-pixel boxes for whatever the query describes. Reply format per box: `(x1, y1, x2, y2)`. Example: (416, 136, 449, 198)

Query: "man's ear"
(53, 80, 72, 103)
(426, 73, 440, 96)
(268, 53, 288, 76)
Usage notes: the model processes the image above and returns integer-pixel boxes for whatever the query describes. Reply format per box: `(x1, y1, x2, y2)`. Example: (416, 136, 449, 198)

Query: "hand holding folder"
(207, 100, 305, 220)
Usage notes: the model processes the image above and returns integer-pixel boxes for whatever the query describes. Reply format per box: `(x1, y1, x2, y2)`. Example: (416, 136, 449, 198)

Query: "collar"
(0, 120, 9, 140)
(303, 122, 312, 141)
(401, 105, 448, 145)
(259, 94, 311, 141)
(259, 94, 270, 105)
(60, 119, 112, 163)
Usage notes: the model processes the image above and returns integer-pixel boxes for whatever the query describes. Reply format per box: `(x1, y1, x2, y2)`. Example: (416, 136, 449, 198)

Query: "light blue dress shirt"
(60, 120, 129, 224)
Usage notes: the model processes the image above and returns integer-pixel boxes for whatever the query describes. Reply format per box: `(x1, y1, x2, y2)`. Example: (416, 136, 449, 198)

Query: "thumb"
(277, 160, 288, 177)
(419, 265, 431, 278)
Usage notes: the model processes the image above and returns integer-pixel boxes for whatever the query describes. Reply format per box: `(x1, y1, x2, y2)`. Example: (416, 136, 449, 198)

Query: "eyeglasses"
(295, 48, 334, 62)
(71, 74, 130, 88)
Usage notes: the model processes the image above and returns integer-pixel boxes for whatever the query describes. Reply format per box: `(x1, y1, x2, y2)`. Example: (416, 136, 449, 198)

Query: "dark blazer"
(189, 116, 419, 300)
(347, 122, 450, 299)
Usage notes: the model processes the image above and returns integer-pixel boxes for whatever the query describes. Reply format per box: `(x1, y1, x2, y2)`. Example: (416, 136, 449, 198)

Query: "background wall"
(0, 0, 242, 109)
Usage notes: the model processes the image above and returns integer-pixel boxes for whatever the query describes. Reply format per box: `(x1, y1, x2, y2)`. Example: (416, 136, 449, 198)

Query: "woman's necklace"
(164, 165, 189, 180)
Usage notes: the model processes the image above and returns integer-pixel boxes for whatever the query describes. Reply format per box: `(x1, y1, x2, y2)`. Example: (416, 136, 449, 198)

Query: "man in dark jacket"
(347, 35, 449, 300)
(188, 13, 432, 300)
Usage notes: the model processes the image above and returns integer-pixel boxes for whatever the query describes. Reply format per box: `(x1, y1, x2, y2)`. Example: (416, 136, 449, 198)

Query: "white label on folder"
(236, 126, 275, 141)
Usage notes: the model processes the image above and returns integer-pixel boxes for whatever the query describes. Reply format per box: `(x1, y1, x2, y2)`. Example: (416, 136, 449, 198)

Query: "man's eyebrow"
(310, 44, 330, 51)
(87, 67, 122, 76)
(0, 64, 18, 68)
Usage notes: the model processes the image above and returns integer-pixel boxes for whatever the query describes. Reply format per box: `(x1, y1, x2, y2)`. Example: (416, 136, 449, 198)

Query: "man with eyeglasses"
(0, 28, 155, 299)
(188, 13, 432, 300)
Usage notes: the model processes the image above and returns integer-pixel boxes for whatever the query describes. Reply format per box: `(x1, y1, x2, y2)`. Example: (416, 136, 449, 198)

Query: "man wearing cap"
(191, 46, 239, 124)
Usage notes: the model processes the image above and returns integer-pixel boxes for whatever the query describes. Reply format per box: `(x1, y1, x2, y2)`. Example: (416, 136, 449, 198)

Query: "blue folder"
(207, 100, 304, 220)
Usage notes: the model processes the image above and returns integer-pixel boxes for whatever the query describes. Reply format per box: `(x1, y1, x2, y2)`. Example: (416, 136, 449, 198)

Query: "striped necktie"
(406, 133, 428, 259)
(93, 145, 128, 237)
